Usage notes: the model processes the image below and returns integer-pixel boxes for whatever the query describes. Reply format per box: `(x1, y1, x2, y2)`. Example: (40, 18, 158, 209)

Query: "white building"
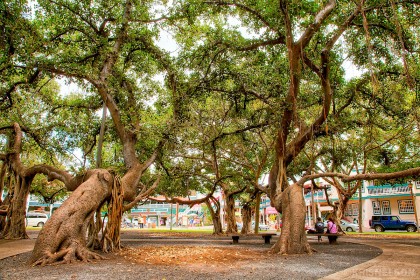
(304, 180, 420, 230)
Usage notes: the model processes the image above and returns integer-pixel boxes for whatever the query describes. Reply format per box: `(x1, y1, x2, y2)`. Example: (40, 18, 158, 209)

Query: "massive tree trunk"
(266, 0, 336, 255)
(240, 203, 252, 234)
(224, 193, 237, 234)
(205, 197, 223, 234)
(271, 184, 311, 254)
(30, 169, 113, 265)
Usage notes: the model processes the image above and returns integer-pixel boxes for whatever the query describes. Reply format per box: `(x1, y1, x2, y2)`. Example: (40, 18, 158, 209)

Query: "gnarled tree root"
(32, 242, 106, 266)
(270, 242, 313, 255)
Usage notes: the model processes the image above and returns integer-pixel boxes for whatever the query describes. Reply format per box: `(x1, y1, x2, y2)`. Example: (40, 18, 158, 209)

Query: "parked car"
(26, 212, 48, 227)
(369, 215, 418, 232)
(251, 221, 270, 231)
(339, 220, 359, 232)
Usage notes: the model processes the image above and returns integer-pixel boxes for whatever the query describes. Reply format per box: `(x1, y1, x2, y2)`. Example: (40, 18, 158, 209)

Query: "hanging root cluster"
(0, 163, 30, 239)
(87, 207, 104, 250)
(101, 175, 123, 253)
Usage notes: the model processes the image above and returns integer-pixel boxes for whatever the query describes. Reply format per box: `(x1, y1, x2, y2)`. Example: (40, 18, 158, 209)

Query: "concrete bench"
(261, 233, 276, 244)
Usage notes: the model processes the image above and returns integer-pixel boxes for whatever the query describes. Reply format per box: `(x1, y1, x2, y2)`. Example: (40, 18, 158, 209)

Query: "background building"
(304, 179, 420, 230)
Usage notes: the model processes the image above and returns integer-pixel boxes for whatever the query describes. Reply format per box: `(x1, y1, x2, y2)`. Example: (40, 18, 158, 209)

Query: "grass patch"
(26, 226, 42, 230)
(344, 231, 420, 238)
(346, 231, 419, 235)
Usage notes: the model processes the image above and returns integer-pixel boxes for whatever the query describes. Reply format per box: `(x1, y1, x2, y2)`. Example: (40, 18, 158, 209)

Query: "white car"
(340, 220, 359, 232)
(26, 212, 49, 227)
(252, 222, 270, 231)
(322, 219, 359, 232)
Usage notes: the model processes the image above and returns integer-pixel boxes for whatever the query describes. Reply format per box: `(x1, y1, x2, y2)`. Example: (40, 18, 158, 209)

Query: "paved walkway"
(1, 236, 419, 279)
(0, 239, 36, 259)
(320, 238, 420, 280)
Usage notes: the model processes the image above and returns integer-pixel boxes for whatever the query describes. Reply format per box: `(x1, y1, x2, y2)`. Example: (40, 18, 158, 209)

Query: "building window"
(381, 201, 391, 215)
(415, 181, 420, 189)
(344, 205, 350, 216)
(372, 201, 381, 215)
(398, 200, 414, 214)
(352, 203, 359, 216)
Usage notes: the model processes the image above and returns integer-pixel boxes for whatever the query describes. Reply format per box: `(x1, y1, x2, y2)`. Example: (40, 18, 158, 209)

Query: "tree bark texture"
(0, 164, 10, 232)
(271, 184, 311, 254)
(0, 196, 9, 232)
(335, 194, 350, 225)
(224, 194, 238, 234)
(30, 170, 113, 265)
(1, 174, 31, 239)
(240, 203, 252, 234)
(254, 192, 261, 234)
(87, 208, 104, 250)
(205, 197, 223, 234)
(101, 175, 123, 253)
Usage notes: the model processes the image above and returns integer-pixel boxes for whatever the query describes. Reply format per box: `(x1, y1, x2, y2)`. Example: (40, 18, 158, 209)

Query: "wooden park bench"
(231, 235, 240, 244)
(306, 233, 344, 244)
(230, 233, 277, 244)
(261, 233, 276, 244)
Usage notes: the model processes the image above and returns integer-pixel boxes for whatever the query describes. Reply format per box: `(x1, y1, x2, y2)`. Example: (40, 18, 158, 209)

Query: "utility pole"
(311, 184, 316, 227)
(409, 183, 419, 233)
(170, 203, 173, 230)
(358, 184, 363, 233)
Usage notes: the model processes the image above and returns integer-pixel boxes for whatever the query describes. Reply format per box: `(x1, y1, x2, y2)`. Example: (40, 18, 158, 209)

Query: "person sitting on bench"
(327, 217, 338, 244)
(308, 217, 325, 242)
(315, 217, 325, 242)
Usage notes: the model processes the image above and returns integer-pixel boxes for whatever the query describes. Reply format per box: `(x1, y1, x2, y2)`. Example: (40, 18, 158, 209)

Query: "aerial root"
(32, 243, 106, 266)
(269, 243, 313, 255)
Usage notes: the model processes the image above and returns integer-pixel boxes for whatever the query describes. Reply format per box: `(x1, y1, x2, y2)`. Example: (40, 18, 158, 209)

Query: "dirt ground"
(0, 231, 383, 280)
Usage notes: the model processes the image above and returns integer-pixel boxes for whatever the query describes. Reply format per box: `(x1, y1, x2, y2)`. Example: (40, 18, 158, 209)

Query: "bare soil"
(0, 231, 383, 280)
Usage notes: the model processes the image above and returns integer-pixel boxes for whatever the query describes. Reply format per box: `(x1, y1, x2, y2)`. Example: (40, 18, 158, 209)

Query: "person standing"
(315, 217, 325, 242)
(327, 217, 338, 244)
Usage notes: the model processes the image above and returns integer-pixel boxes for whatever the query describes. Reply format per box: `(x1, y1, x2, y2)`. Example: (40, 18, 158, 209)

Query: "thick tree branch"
(237, 38, 286, 51)
(123, 175, 161, 211)
(149, 183, 216, 206)
(210, 121, 270, 144)
(204, 1, 278, 32)
(0, 123, 82, 191)
(297, 0, 336, 49)
(297, 167, 420, 186)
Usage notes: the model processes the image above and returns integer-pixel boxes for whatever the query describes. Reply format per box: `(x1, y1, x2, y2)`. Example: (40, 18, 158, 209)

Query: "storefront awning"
(265, 207, 278, 214)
